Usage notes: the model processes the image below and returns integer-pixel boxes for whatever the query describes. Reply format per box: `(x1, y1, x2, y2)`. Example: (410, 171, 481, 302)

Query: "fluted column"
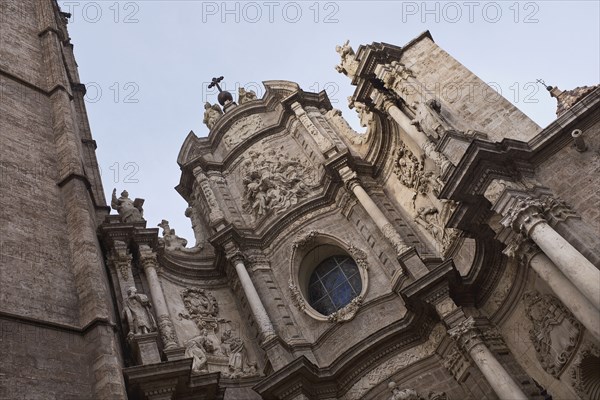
(338, 166, 411, 257)
(449, 318, 528, 400)
(230, 253, 276, 344)
(139, 245, 178, 349)
(502, 198, 600, 310)
(519, 242, 600, 341)
(372, 91, 451, 174)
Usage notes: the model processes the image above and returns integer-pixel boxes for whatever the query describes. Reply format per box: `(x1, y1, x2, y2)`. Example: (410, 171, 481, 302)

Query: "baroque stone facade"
(1, 2, 599, 399)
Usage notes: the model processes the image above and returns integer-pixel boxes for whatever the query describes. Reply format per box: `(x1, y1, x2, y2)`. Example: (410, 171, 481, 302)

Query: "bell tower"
(0, 1, 126, 398)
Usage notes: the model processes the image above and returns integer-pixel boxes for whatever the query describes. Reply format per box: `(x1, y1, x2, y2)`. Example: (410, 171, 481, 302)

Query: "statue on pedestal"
(123, 287, 156, 338)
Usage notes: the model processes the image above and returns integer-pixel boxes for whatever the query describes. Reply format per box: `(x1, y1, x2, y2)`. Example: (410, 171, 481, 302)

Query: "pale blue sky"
(58, 0, 600, 243)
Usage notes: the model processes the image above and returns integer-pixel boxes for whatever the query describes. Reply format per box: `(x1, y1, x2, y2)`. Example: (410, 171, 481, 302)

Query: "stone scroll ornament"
(523, 291, 583, 377)
(241, 146, 317, 222)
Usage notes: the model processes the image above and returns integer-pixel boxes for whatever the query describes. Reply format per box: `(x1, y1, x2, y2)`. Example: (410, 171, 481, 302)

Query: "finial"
(209, 76, 233, 106)
(536, 78, 553, 92)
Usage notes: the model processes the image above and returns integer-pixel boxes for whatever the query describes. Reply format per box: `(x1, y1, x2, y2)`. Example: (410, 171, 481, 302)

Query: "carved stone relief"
(179, 288, 260, 378)
(387, 383, 448, 400)
(240, 145, 317, 222)
(523, 291, 583, 377)
(222, 114, 263, 148)
(413, 202, 460, 256)
(392, 140, 460, 256)
(342, 324, 445, 400)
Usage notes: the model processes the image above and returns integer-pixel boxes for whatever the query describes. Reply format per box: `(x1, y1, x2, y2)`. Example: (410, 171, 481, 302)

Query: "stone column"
(139, 245, 179, 349)
(449, 318, 528, 400)
(230, 253, 276, 344)
(339, 166, 411, 257)
(520, 243, 600, 341)
(503, 198, 600, 310)
(372, 91, 451, 174)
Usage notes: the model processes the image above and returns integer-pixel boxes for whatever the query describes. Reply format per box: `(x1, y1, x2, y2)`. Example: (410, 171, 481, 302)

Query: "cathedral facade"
(1, 1, 599, 399)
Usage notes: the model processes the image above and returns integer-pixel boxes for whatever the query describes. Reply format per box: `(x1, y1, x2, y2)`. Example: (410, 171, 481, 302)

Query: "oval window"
(307, 255, 362, 316)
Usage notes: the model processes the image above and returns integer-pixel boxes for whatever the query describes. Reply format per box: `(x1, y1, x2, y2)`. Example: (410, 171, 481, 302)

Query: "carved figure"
(411, 99, 454, 141)
(238, 87, 257, 105)
(111, 189, 144, 222)
(203, 102, 223, 129)
(335, 40, 359, 79)
(122, 287, 156, 337)
(241, 146, 315, 221)
(414, 205, 459, 255)
(220, 329, 256, 378)
(523, 291, 582, 377)
(157, 219, 190, 252)
(185, 334, 209, 375)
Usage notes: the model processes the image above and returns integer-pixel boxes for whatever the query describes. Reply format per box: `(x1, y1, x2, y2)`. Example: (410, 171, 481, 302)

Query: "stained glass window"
(307, 255, 362, 316)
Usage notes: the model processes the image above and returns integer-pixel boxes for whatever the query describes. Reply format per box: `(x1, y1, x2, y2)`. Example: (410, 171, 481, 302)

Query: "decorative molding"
(222, 114, 263, 148)
(328, 296, 363, 323)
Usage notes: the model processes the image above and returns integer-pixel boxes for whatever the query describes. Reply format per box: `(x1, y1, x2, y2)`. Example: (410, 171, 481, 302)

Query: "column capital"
(448, 317, 483, 353)
(139, 245, 159, 272)
(338, 166, 360, 191)
(225, 246, 245, 265)
(501, 196, 546, 236)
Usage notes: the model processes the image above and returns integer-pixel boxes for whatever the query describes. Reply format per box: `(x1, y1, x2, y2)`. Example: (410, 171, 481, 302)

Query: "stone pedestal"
(132, 332, 162, 366)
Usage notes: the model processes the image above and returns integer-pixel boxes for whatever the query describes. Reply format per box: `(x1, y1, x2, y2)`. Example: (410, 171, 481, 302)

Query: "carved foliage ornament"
(241, 146, 316, 221)
(523, 291, 582, 377)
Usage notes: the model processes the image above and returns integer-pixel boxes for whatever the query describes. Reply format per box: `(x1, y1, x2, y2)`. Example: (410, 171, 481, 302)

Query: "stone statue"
(203, 102, 223, 129)
(335, 40, 359, 79)
(122, 287, 156, 338)
(157, 219, 191, 252)
(111, 189, 144, 222)
(185, 334, 209, 375)
(220, 329, 253, 378)
(238, 87, 257, 105)
(410, 99, 454, 141)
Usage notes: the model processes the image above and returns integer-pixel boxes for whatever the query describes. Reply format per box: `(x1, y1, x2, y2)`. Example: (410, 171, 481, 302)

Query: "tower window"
(307, 255, 362, 316)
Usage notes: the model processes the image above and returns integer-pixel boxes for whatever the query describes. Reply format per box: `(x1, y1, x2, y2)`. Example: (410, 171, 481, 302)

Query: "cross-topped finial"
(208, 76, 225, 92)
(536, 78, 553, 91)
